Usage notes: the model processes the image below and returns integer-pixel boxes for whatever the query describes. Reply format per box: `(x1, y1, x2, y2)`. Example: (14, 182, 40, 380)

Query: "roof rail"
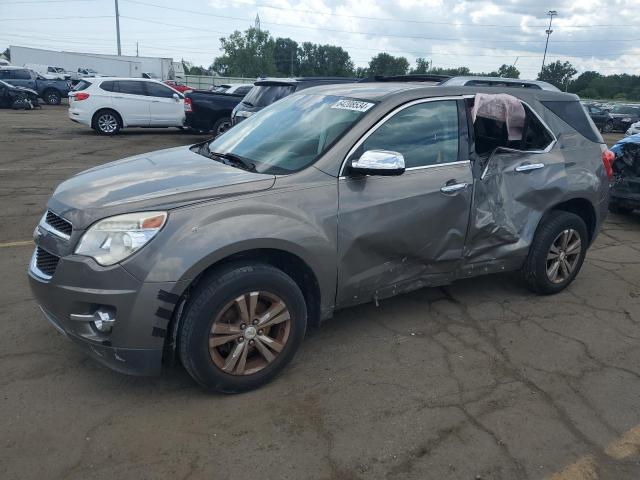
(359, 74, 451, 83)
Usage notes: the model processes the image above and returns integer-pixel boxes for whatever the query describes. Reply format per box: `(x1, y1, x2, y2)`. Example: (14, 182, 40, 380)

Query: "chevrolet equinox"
(29, 83, 612, 392)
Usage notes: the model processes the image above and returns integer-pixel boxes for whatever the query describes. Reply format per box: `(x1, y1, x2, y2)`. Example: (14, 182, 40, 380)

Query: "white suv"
(68, 77, 185, 135)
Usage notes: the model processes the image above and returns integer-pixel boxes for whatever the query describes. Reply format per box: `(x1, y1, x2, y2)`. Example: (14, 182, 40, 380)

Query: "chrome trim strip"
(339, 96, 466, 177)
(39, 211, 71, 241)
(515, 162, 545, 172)
(29, 248, 52, 281)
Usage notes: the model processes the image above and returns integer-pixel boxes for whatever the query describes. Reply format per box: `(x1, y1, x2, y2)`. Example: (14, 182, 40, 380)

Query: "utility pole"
(136, 42, 139, 57)
(115, 0, 122, 56)
(290, 49, 294, 77)
(540, 10, 557, 76)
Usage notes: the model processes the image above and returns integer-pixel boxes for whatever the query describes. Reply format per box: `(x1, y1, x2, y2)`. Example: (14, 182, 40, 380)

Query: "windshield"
(206, 94, 375, 174)
(242, 85, 295, 107)
(612, 105, 640, 115)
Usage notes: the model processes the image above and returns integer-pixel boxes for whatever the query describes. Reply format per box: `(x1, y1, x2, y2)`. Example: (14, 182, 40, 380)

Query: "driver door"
(336, 98, 473, 307)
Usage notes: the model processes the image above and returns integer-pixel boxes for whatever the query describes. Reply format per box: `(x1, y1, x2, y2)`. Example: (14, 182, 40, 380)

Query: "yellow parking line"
(547, 424, 640, 479)
(0, 240, 32, 248)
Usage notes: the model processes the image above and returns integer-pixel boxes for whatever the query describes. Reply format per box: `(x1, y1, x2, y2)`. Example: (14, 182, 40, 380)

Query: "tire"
(603, 121, 614, 134)
(93, 109, 121, 135)
(609, 202, 633, 215)
(43, 89, 61, 105)
(212, 117, 232, 137)
(522, 211, 588, 295)
(179, 263, 307, 393)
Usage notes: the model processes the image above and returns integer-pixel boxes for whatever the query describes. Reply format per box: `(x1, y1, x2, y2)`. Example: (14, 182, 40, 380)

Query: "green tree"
(410, 58, 431, 74)
(368, 53, 409, 76)
(496, 64, 520, 78)
(212, 28, 277, 77)
(538, 60, 577, 90)
(274, 37, 299, 76)
(428, 66, 471, 76)
(297, 43, 354, 76)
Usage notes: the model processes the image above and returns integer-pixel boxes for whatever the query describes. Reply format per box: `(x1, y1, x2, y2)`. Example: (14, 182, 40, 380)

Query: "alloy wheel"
(546, 228, 582, 284)
(209, 291, 291, 375)
(215, 121, 231, 137)
(98, 114, 118, 133)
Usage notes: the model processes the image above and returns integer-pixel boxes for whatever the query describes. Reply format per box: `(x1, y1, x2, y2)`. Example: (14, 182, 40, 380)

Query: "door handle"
(515, 162, 545, 172)
(440, 182, 468, 194)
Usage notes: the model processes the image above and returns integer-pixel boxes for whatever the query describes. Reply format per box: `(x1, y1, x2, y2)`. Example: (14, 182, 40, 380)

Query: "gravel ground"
(2, 105, 640, 480)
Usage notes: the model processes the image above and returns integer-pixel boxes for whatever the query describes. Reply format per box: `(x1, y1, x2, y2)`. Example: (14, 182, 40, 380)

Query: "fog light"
(69, 309, 116, 333)
(94, 311, 115, 332)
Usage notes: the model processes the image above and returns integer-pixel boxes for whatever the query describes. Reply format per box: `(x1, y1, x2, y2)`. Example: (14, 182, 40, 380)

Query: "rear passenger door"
(464, 100, 561, 265)
(337, 98, 473, 306)
(110, 80, 150, 126)
(144, 82, 184, 126)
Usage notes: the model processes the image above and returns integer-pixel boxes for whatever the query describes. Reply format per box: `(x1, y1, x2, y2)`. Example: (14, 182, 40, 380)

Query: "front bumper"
(28, 247, 184, 376)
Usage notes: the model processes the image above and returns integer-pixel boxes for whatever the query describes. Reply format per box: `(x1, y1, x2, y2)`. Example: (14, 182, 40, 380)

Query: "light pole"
(540, 10, 557, 76)
(115, 0, 122, 56)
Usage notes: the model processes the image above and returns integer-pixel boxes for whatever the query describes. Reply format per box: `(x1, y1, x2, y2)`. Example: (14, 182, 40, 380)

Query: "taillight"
(73, 92, 90, 101)
(184, 97, 192, 112)
(602, 149, 615, 180)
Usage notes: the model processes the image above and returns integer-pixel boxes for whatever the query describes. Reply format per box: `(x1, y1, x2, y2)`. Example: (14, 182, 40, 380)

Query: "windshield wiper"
(210, 150, 257, 172)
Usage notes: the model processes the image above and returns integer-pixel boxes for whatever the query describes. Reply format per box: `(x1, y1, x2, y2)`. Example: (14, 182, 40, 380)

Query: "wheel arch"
(91, 107, 123, 129)
(545, 197, 597, 244)
(163, 246, 325, 364)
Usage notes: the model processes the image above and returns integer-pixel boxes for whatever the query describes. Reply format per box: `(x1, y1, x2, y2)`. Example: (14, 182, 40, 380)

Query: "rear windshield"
(542, 100, 603, 143)
(242, 85, 295, 107)
(72, 80, 92, 91)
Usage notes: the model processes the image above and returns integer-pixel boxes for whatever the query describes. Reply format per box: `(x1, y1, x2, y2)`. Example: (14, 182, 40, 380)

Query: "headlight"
(75, 212, 167, 266)
(235, 110, 253, 118)
(622, 117, 632, 122)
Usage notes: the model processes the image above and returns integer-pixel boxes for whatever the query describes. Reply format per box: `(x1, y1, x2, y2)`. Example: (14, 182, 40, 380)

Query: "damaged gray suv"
(29, 83, 612, 392)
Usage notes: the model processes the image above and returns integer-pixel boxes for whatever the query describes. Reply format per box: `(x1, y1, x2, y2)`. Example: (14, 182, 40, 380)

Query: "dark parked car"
(0, 66, 70, 105)
(584, 103, 614, 133)
(609, 104, 640, 132)
(184, 89, 246, 135)
(0, 79, 39, 109)
(231, 77, 356, 125)
(29, 83, 611, 392)
(609, 134, 640, 214)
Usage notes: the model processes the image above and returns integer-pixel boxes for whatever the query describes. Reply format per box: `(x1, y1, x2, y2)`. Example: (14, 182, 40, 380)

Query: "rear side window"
(5, 69, 32, 80)
(542, 101, 602, 143)
(118, 81, 146, 95)
(100, 81, 118, 92)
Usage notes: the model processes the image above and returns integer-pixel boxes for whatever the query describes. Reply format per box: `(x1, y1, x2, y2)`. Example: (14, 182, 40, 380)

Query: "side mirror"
(349, 150, 405, 176)
(173, 93, 180, 101)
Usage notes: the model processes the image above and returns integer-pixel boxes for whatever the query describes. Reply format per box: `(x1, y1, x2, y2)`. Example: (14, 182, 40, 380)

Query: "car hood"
(9, 84, 38, 95)
(48, 145, 276, 229)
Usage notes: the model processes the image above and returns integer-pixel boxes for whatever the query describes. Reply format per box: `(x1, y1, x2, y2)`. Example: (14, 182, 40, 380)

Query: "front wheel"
(179, 263, 307, 392)
(522, 211, 588, 295)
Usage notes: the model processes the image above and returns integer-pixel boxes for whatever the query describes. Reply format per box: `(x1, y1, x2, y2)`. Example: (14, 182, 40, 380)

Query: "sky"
(1, 0, 640, 78)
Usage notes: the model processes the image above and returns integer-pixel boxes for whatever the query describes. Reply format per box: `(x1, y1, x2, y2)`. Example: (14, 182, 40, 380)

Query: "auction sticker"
(331, 99, 375, 112)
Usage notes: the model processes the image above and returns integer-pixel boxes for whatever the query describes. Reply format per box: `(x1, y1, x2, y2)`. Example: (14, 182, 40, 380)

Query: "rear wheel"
(93, 109, 121, 135)
(43, 89, 61, 105)
(179, 263, 307, 392)
(522, 211, 588, 295)
(212, 117, 232, 137)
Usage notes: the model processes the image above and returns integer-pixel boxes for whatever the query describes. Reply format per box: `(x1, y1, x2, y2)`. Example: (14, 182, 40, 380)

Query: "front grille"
(35, 247, 60, 277)
(45, 210, 72, 237)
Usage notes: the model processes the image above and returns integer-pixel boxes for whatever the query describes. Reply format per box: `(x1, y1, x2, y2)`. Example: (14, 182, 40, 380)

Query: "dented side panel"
(336, 162, 473, 307)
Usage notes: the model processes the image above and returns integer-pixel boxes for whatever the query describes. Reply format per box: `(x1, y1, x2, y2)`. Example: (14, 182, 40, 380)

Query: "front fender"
(122, 186, 339, 312)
